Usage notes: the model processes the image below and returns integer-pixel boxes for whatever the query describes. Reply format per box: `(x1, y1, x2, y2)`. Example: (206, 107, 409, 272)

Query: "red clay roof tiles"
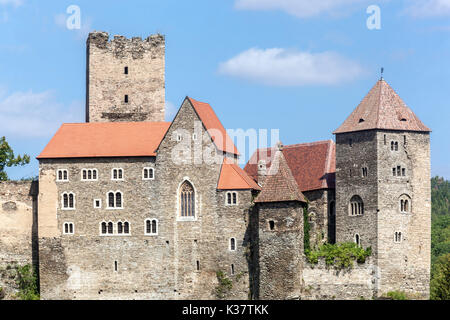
(217, 158, 261, 191)
(245, 140, 336, 192)
(333, 79, 430, 134)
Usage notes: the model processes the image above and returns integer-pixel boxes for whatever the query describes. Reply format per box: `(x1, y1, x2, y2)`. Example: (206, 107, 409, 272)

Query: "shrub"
(215, 271, 233, 299)
(306, 242, 372, 269)
(15, 264, 39, 300)
(386, 291, 408, 300)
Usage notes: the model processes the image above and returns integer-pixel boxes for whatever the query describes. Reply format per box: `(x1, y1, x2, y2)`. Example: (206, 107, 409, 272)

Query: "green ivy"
(15, 264, 40, 300)
(303, 203, 311, 252)
(215, 271, 233, 299)
(385, 291, 408, 300)
(305, 242, 372, 269)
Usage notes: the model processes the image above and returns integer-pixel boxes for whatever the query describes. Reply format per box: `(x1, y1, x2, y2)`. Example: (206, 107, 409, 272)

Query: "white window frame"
(229, 237, 237, 251)
(116, 220, 131, 236)
(225, 191, 238, 206)
(106, 190, 124, 210)
(61, 192, 76, 210)
(354, 233, 361, 247)
(111, 168, 124, 181)
(81, 168, 99, 181)
(142, 167, 155, 181)
(100, 221, 115, 236)
(94, 199, 102, 209)
(177, 177, 198, 222)
(63, 222, 75, 235)
(56, 169, 69, 182)
(192, 133, 198, 141)
(144, 218, 158, 236)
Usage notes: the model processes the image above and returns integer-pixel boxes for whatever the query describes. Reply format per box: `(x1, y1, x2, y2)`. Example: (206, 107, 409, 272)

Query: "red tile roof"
(217, 158, 261, 190)
(254, 148, 307, 203)
(188, 97, 240, 156)
(37, 122, 170, 159)
(333, 79, 431, 134)
(244, 140, 336, 192)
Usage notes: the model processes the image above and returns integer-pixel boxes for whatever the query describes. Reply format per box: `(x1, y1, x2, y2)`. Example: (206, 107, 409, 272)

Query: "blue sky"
(1, 0, 449, 179)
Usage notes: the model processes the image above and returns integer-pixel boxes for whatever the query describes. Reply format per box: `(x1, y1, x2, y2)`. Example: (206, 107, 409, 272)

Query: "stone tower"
(333, 79, 431, 298)
(254, 143, 307, 299)
(86, 31, 165, 123)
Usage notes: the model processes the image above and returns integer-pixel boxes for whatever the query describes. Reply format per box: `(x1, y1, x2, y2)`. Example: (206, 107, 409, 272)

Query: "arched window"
(399, 195, 411, 213)
(62, 192, 75, 209)
(107, 191, 123, 209)
(145, 219, 158, 235)
(230, 238, 236, 251)
(63, 222, 74, 235)
(143, 168, 155, 180)
(57, 169, 69, 182)
(180, 181, 195, 218)
(112, 168, 124, 180)
(108, 222, 113, 234)
(349, 195, 364, 216)
(394, 232, 402, 243)
(354, 233, 361, 246)
(124, 222, 130, 234)
(118, 222, 123, 234)
(226, 192, 238, 205)
(101, 222, 107, 235)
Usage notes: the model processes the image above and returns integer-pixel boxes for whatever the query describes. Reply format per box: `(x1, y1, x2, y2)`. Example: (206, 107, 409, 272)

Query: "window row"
(348, 194, 412, 216)
(56, 168, 155, 182)
(61, 192, 124, 210)
(63, 219, 158, 236)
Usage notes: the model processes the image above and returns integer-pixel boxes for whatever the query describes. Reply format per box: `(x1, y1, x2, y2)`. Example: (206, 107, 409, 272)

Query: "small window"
(94, 199, 102, 209)
(230, 238, 236, 251)
(384, 135, 387, 145)
(231, 264, 235, 275)
(362, 167, 368, 177)
(143, 168, 155, 180)
(114, 261, 118, 272)
(269, 220, 275, 231)
(226, 192, 238, 205)
(176, 134, 182, 142)
(354, 234, 361, 246)
(124, 222, 130, 234)
(57, 169, 69, 182)
(402, 168, 406, 176)
(118, 222, 123, 234)
(124, 66, 128, 75)
(196, 261, 200, 271)
(192, 133, 198, 141)
(63, 222, 74, 235)
(101, 222, 107, 235)
(395, 142, 399, 151)
(349, 195, 364, 216)
(394, 232, 402, 243)
(112, 168, 124, 180)
(145, 219, 158, 235)
(108, 222, 114, 234)
(399, 195, 411, 213)
(124, 95, 129, 103)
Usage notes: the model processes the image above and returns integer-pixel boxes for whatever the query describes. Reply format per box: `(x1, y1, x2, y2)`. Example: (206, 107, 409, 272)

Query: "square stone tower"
(86, 31, 165, 122)
(333, 79, 431, 298)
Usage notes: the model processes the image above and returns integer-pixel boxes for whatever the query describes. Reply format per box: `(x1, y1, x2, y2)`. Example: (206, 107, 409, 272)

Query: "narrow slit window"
(124, 66, 128, 75)
(124, 95, 129, 103)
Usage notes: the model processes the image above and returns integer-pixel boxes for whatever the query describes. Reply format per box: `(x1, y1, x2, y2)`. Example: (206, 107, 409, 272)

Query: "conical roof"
(333, 79, 430, 134)
(255, 144, 307, 203)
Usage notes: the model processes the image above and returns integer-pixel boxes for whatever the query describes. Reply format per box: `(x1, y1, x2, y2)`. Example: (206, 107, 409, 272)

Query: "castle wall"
(86, 32, 165, 122)
(0, 181, 38, 298)
(256, 201, 304, 300)
(302, 258, 376, 300)
(335, 131, 379, 252)
(303, 189, 335, 247)
(376, 131, 431, 298)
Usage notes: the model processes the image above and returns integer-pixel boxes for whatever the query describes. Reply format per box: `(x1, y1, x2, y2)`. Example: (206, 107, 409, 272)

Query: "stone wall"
(302, 258, 376, 300)
(304, 189, 335, 248)
(0, 181, 38, 299)
(86, 31, 165, 123)
(256, 201, 304, 300)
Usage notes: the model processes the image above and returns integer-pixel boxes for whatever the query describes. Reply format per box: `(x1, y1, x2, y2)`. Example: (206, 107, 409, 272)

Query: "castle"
(0, 32, 431, 300)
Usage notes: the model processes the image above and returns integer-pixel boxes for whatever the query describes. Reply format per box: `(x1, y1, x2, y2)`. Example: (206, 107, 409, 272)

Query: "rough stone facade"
(86, 32, 165, 123)
(0, 181, 38, 299)
(335, 130, 431, 298)
(304, 189, 335, 248)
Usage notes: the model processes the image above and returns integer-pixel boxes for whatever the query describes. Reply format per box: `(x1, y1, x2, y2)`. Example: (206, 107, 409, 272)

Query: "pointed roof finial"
(381, 67, 384, 80)
(276, 141, 284, 151)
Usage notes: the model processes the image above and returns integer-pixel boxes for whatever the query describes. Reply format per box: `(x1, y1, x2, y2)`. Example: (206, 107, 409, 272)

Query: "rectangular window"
(57, 169, 69, 182)
(124, 95, 129, 103)
(124, 66, 128, 75)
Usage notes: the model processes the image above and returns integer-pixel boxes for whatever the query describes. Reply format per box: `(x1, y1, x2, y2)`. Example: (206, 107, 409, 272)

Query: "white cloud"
(234, 0, 369, 18)
(0, 0, 23, 7)
(218, 48, 364, 86)
(405, 0, 450, 17)
(0, 89, 83, 138)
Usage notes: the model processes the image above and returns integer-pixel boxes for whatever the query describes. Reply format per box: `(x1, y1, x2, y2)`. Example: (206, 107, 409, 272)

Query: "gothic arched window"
(180, 181, 195, 218)
(349, 195, 364, 216)
(399, 195, 411, 213)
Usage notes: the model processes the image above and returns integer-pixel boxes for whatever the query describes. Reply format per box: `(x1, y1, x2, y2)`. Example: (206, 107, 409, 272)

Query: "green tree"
(430, 254, 450, 300)
(0, 136, 30, 181)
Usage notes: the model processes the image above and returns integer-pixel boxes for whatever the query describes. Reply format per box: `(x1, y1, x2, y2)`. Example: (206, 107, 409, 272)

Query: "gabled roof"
(37, 122, 170, 159)
(244, 140, 336, 192)
(254, 147, 307, 203)
(217, 158, 261, 191)
(187, 97, 240, 156)
(333, 79, 431, 134)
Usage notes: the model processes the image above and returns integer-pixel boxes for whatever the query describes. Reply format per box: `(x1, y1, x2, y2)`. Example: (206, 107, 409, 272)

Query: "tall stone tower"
(86, 31, 165, 122)
(333, 79, 431, 298)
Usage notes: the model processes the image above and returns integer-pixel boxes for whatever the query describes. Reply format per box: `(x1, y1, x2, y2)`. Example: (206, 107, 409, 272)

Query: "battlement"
(86, 31, 165, 123)
(87, 31, 165, 59)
